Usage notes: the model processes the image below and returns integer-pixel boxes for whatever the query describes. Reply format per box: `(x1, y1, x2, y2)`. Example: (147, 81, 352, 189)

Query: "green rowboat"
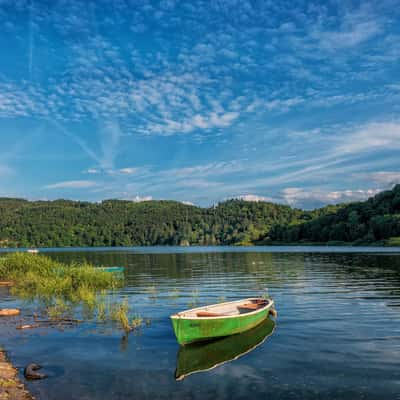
(171, 297, 275, 345)
(175, 316, 276, 380)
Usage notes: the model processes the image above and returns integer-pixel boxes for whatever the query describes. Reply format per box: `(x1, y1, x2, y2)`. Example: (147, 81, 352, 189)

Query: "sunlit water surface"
(1, 247, 400, 399)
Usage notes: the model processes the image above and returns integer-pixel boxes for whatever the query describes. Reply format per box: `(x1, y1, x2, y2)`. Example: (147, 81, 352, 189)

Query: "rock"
(0, 309, 20, 317)
(16, 325, 39, 330)
(0, 281, 14, 287)
(0, 351, 34, 399)
(24, 364, 47, 380)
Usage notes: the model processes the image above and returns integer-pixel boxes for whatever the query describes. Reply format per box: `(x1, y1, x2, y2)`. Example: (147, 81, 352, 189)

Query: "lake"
(1, 246, 400, 399)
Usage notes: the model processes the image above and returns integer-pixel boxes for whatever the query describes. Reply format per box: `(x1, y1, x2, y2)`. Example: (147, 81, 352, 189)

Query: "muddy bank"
(0, 349, 34, 400)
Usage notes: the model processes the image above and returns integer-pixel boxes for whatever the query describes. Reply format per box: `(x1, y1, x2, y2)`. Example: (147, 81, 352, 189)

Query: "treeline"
(269, 185, 400, 245)
(0, 198, 304, 247)
(0, 185, 399, 248)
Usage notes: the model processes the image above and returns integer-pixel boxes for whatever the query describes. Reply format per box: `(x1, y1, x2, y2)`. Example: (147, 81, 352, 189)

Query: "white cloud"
(314, 20, 381, 51)
(86, 168, 100, 174)
(236, 194, 274, 203)
(363, 171, 400, 186)
(45, 180, 98, 189)
(281, 187, 380, 207)
(181, 200, 195, 206)
(163, 161, 244, 178)
(337, 121, 400, 154)
(117, 167, 137, 175)
(129, 195, 153, 202)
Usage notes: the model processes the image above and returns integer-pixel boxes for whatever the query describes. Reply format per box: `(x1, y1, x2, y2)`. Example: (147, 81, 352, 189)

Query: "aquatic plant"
(109, 299, 144, 333)
(96, 300, 107, 322)
(0, 253, 129, 329)
(0, 253, 122, 302)
(110, 299, 131, 332)
(131, 315, 143, 329)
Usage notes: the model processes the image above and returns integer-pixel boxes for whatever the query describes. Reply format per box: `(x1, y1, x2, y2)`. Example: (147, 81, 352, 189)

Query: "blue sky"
(0, 0, 400, 209)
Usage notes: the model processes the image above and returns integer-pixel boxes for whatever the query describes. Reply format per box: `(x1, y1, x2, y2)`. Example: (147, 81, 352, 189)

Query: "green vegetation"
(0, 197, 304, 247)
(0, 185, 399, 247)
(0, 253, 143, 330)
(0, 252, 122, 303)
(268, 185, 400, 245)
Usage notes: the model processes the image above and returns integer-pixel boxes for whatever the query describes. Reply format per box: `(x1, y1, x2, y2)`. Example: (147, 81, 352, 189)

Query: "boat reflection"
(175, 317, 276, 380)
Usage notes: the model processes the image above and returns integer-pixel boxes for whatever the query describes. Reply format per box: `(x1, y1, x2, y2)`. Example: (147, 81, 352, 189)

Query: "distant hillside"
(0, 186, 399, 248)
(268, 185, 400, 246)
(0, 198, 304, 247)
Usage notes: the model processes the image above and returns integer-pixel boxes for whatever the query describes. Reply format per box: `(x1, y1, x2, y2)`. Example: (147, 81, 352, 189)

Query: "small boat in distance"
(27, 249, 39, 254)
(98, 266, 125, 273)
(171, 297, 275, 345)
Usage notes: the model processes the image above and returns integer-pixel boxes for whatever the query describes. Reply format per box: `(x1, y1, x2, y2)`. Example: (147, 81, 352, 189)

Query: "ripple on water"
(1, 249, 400, 400)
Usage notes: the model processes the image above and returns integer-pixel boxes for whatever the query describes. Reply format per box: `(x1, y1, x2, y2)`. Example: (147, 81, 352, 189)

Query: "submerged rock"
(24, 364, 47, 380)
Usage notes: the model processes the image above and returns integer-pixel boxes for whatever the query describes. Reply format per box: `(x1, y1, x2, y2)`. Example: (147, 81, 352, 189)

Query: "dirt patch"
(0, 349, 34, 400)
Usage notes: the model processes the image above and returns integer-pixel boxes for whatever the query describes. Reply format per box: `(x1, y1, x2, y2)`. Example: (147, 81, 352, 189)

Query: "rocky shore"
(0, 349, 33, 400)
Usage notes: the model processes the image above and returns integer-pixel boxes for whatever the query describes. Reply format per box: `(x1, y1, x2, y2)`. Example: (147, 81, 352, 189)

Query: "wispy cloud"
(361, 171, 400, 186)
(45, 180, 98, 189)
(336, 121, 400, 154)
(281, 187, 381, 208)
(117, 167, 137, 175)
(0, 0, 399, 206)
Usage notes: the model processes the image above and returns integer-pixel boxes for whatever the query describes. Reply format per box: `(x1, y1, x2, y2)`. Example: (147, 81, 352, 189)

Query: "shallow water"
(1, 247, 400, 399)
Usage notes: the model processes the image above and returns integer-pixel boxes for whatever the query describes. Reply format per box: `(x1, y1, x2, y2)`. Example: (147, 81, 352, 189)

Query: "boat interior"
(178, 298, 271, 318)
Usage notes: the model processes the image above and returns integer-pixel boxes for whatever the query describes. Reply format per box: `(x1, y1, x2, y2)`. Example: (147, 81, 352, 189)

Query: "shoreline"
(0, 348, 34, 400)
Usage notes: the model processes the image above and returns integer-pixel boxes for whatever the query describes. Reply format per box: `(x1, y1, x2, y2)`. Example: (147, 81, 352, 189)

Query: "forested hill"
(0, 185, 399, 248)
(269, 185, 400, 246)
(0, 198, 305, 247)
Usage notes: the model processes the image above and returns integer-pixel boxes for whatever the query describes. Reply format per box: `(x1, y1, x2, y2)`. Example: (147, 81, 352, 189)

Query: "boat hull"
(171, 300, 273, 345)
(175, 317, 275, 380)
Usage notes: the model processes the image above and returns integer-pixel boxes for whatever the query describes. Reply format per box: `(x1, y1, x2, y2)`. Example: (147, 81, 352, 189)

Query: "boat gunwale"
(170, 298, 274, 320)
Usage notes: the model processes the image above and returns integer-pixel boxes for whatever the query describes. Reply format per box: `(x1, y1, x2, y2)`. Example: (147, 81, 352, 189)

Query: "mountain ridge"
(0, 186, 399, 248)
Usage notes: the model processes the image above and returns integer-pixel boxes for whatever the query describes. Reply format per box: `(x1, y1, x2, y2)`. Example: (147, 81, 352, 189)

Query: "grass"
(386, 236, 400, 246)
(109, 299, 144, 333)
(0, 253, 143, 332)
(0, 253, 122, 304)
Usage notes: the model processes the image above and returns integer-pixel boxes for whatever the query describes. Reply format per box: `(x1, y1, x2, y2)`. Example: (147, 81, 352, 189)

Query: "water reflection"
(175, 317, 276, 380)
(2, 248, 400, 399)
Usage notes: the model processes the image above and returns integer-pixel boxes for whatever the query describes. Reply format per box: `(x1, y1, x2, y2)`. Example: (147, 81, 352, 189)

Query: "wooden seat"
(237, 303, 260, 310)
(196, 311, 225, 317)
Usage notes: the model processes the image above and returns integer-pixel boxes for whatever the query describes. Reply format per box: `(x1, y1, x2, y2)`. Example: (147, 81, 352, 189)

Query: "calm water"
(1, 247, 400, 399)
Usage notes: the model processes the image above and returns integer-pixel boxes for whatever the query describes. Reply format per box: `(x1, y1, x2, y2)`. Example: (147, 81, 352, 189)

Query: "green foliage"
(0, 197, 304, 247)
(386, 237, 400, 246)
(269, 185, 400, 245)
(0, 253, 135, 330)
(110, 299, 131, 332)
(0, 185, 399, 247)
(109, 299, 143, 332)
(0, 253, 122, 305)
